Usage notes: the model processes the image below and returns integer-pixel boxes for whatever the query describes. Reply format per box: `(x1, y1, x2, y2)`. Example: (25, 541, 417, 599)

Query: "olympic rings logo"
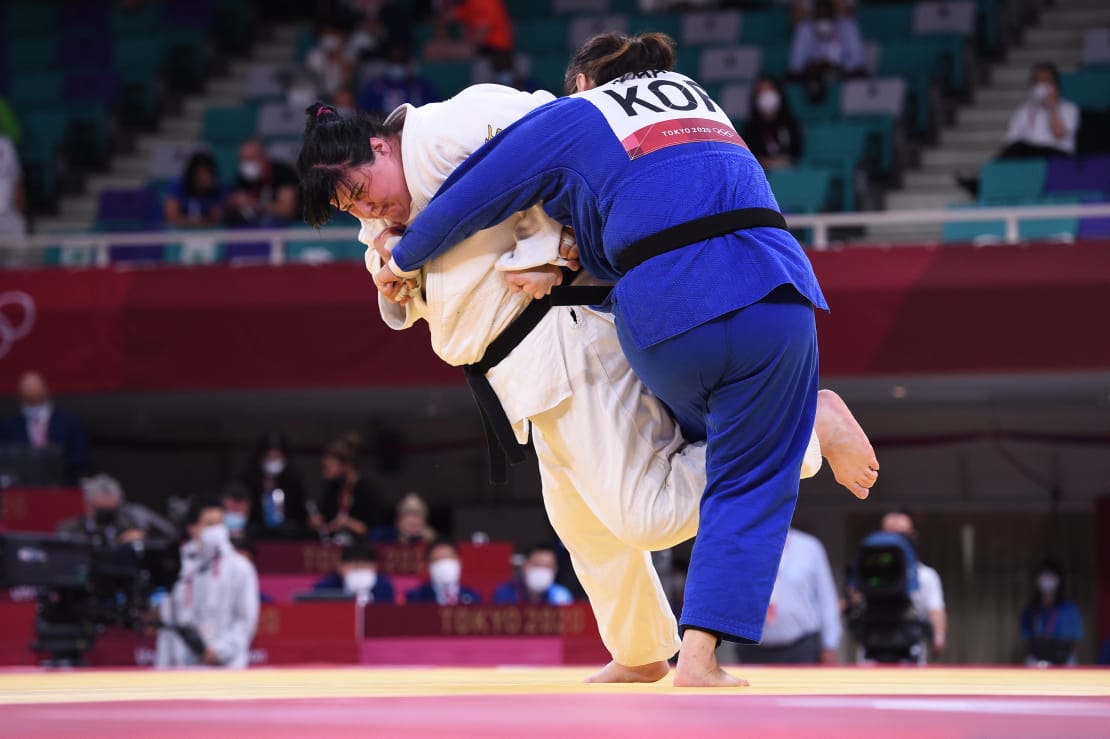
(0, 292, 35, 360)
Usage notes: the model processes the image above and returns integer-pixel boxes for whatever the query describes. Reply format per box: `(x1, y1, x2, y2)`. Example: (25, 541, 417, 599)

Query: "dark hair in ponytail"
(564, 32, 677, 94)
(296, 102, 402, 227)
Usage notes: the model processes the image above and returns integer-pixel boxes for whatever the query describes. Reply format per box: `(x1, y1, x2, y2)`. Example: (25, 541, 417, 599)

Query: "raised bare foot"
(672, 629, 750, 688)
(584, 660, 670, 683)
(815, 389, 879, 500)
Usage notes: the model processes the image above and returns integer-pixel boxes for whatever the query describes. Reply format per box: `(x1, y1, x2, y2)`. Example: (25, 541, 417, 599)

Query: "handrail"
(3, 203, 1110, 260)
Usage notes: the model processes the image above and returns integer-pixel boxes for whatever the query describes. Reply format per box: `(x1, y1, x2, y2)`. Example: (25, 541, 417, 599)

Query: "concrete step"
(184, 92, 243, 116)
(54, 197, 98, 219)
(1008, 46, 1083, 67)
(271, 23, 304, 44)
(940, 128, 1008, 147)
(33, 217, 95, 235)
(922, 147, 995, 168)
(252, 43, 296, 64)
(976, 87, 1032, 107)
(207, 78, 247, 99)
(958, 107, 1014, 126)
(904, 169, 965, 189)
(1040, 8, 1110, 28)
(85, 172, 148, 192)
(110, 158, 152, 178)
(160, 117, 203, 138)
(1024, 27, 1085, 46)
(991, 66, 1037, 87)
(885, 189, 972, 211)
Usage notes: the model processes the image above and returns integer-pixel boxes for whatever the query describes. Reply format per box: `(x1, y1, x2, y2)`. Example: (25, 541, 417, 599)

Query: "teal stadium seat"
(18, 110, 69, 208)
(786, 82, 841, 123)
(4, 2, 59, 37)
(1061, 70, 1110, 111)
(759, 43, 792, 80)
(738, 11, 793, 44)
(7, 71, 64, 113)
(857, 6, 915, 41)
(203, 106, 258, 146)
(6, 36, 60, 74)
(110, 2, 163, 36)
(978, 159, 1047, 202)
(530, 55, 571, 94)
(422, 61, 475, 98)
(211, 143, 243, 187)
(628, 14, 682, 40)
(514, 18, 572, 56)
(767, 168, 836, 214)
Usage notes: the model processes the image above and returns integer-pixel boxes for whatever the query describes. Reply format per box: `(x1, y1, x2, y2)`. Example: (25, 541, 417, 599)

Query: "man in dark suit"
(56, 473, 177, 546)
(0, 371, 89, 483)
(405, 539, 481, 605)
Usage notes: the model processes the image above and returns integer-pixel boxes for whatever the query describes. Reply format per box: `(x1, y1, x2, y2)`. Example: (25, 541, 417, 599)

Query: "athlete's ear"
(573, 73, 592, 93)
(369, 137, 390, 156)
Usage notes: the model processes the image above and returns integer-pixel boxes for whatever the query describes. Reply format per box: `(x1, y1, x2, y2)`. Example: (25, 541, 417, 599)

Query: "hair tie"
(316, 106, 334, 119)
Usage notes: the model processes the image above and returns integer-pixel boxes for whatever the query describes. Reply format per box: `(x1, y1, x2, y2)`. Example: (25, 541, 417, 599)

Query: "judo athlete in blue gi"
(375, 33, 834, 687)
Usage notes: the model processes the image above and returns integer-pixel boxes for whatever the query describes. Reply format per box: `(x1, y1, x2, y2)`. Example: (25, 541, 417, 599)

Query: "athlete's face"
(333, 137, 411, 225)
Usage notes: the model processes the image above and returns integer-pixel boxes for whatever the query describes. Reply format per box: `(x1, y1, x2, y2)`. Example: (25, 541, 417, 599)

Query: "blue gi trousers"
(614, 284, 819, 643)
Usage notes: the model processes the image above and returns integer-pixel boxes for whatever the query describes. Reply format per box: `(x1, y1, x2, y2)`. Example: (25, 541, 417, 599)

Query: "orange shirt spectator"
(452, 0, 513, 54)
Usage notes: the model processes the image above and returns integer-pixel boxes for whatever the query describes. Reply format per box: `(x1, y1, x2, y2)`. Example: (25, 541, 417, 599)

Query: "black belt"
(463, 267, 578, 484)
(549, 207, 789, 306)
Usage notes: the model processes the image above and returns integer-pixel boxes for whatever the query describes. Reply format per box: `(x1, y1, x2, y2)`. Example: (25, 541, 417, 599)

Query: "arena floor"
(1, 665, 1108, 737)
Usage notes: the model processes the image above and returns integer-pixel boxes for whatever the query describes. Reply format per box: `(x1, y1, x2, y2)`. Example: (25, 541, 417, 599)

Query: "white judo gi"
(362, 84, 822, 666)
(155, 538, 260, 668)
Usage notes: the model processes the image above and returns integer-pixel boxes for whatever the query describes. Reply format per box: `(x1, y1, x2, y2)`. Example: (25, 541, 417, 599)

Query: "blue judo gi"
(389, 71, 829, 643)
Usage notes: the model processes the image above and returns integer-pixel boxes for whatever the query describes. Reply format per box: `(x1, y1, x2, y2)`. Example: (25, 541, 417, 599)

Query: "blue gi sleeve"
(390, 98, 587, 272)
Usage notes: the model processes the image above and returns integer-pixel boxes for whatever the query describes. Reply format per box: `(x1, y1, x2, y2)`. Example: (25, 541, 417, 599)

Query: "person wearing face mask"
(57, 473, 176, 546)
(1021, 559, 1084, 666)
(312, 541, 396, 604)
(492, 544, 574, 606)
(881, 508, 946, 657)
(956, 62, 1080, 197)
(371, 492, 438, 544)
(219, 482, 253, 546)
(357, 41, 440, 116)
(239, 432, 309, 539)
(223, 139, 300, 227)
(788, 0, 866, 83)
(405, 539, 482, 605)
(312, 433, 382, 546)
(742, 77, 804, 172)
(1, 370, 89, 483)
(156, 497, 259, 668)
(306, 21, 356, 99)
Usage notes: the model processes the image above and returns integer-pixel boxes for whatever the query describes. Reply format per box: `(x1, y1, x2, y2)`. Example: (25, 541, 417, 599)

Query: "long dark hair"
(564, 32, 677, 94)
(182, 151, 219, 198)
(295, 102, 402, 227)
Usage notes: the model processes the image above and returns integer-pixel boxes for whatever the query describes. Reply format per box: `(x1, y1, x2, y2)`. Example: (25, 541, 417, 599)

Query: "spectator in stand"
(0, 134, 27, 239)
(220, 481, 253, 547)
(405, 539, 482, 605)
(357, 41, 440, 116)
(156, 496, 259, 668)
(492, 544, 574, 605)
(1, 371, 89, 482)
(371, 492, 438, 544)
(881, 508, 947, 657)
(789, 0, 867, 95)
(733, 527, 841, 663)
(240, 432, 309, 539)
(438, 0, 513, 58)
(163, 151, 224, 228)
(305, 20, 356, 100)
(957, 62, 1080, 197)
(57, 473, 176, 546)
(742, 76, 804, 171)
(1021, 559, 1084, 666)
(313, 541, 396, 603)
(224, 139, 300, 227)
(1099, 632, 1110, 666)
(488, 50, 543, 93)
(333, 87, 358, 117)
(312, 433, 382, 546)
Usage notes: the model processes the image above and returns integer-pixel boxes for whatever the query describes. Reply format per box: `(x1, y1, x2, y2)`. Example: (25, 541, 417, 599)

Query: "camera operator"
(881, 507, 947, 657)
(156, 497, 259, 668)
(56, 474, 176, 546)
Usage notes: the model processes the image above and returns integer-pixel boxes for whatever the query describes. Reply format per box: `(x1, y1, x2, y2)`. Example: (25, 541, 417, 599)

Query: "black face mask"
(93, 507, 118, 527)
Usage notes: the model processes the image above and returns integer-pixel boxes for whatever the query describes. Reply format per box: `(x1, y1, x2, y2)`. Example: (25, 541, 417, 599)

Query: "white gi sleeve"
(494, 204, 565, 271)
(210, 558, 260, 667)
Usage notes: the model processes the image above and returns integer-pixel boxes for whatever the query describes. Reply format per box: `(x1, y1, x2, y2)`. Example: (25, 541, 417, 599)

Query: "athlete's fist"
(505, 264, 563, 299)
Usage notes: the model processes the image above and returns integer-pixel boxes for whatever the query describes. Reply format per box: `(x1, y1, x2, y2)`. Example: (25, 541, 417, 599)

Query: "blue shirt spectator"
(164, 151, 225, 228)
(1021, 559, 1084, 665)
(358, 42, 440, 116)
(492, 544, 574, 606)
(789, 0, 866, 77)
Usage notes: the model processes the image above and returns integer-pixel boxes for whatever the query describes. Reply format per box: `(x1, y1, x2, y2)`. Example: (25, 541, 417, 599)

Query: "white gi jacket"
(156, 540, 260, 669)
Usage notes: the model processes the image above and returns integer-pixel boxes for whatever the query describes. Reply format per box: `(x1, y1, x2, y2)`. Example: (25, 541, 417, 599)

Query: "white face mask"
(344, 569, 378, 594)
(1037, 573, 1060, 596)
(429, 558, 461, 588)
(524, 566, 556, 594)
(756, 89, 781, 117)
(816, 19, 835, 37)
(199, 523, 230, 555)
(239, 160, 263, 182)
(21, 403, 50, 421)
(1031, 82, 1053, 103)
(223, 511, 247, 532)
(262, 458, 286, 477)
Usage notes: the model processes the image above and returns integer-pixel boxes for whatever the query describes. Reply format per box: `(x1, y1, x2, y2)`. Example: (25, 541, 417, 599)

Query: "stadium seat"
(569, 15, 631, 51)
(719, 82, 752, 125)
(17, 109, 68, 207)
(59, 33, 114, 68)
(266, 139, 302, 167)
(110, 2, 163, 36)
(737, 11, 793, 44)
(698, 46, 762, 83)
(1061, 69, 1110, 112)
(681, 11, 742, 47)
(4, 2, 59, 37)
(758, 43, 792, 80)
(148, 142, 210, 186)
(785, 82, 841, 123)
(552, 0, 611, 13)
(628, 14, 682, 40)
(1045, 155, 1110, 198)
(767, 168, 836, 214)
(256, 102, 305, 141)
(203, 106, 258, 146)
(841, 78, 906, 118)
(7, 71, 64, 113)
(857, 5, 915, 41)
(1082, 28, 1110, 67)
(6, 36, 60, 74)
(245, 64, 292, 102)
(421, 60, 477, 98)
(912, 1, 975, 38)
(210, 143, 242, 187)
(979, 159, 1047, 202)
(96, 188, 164, 232)
(514, 18, 572, 56)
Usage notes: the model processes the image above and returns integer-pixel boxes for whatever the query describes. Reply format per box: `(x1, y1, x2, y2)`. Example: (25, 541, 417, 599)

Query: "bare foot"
(584, 660, 670, 684)
(815, 389, 879, 500)
(673, 629, 750, 688)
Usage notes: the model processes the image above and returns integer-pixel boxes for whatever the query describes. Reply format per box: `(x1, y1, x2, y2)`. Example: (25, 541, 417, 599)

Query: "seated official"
(405, 539, 481, 605)
(492, 544, 573, 606)
(370, 492, 437, 545)
(313, 541, 396, 604)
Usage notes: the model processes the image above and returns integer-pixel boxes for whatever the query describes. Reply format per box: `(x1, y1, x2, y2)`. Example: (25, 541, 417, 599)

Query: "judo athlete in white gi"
(156, 498, 259, 668)
(300, 85, 877, 684)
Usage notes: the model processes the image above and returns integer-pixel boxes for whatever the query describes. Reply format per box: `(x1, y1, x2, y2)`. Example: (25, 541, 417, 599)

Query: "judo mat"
(1, 665, 1109, 738)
